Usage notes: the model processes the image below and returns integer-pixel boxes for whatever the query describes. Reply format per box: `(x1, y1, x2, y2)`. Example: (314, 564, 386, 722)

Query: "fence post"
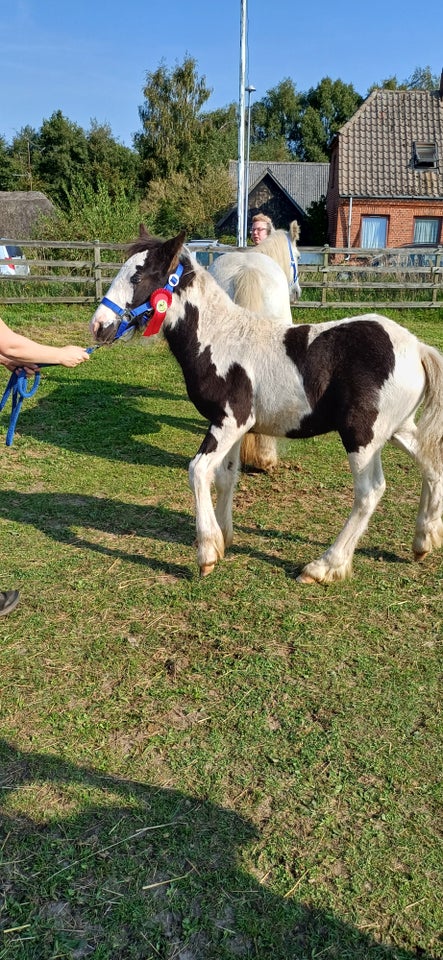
(432, 247, 443, 304)
(94, 240, 102, 302)
(321, 244, 330, 305)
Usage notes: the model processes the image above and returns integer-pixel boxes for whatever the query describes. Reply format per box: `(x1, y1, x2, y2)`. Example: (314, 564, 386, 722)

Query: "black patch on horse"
(198, 432, 218, 456)
(166, 303, 254, 428)
(284, 320, 396, 451)
(130, 250, 196, 315)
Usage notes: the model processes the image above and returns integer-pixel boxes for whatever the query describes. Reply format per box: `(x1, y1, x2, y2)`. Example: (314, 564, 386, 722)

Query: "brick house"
(218, 161, 330, 242)
(327, 78, 443, 251)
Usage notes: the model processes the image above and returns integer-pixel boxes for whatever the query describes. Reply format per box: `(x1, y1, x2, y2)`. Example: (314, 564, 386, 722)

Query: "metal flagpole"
(237, 0, 247, 247)
(244, 84, 256, 242)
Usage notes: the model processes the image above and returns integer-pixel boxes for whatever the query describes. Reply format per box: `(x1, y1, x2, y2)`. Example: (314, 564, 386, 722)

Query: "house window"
(413, 141, 438, 169)
(361, 216, 388, 248)
(413, 217, 440, 244)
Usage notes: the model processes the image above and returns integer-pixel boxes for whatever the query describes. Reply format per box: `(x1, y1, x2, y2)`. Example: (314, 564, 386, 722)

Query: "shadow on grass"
(1, 374, 206, 467)
(236, 523, 410, 570)
(0, 739, 429, 960)
(0, 488, 412, 584)
(0, 491, 195, 580)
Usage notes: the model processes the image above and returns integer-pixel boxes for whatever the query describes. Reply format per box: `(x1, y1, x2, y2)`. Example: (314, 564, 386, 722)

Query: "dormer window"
(413, 141, 438, 169)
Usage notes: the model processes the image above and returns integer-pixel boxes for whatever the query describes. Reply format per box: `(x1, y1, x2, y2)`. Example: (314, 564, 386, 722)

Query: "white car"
(186, 239, 233, 267)
(0, 241, 30, 277)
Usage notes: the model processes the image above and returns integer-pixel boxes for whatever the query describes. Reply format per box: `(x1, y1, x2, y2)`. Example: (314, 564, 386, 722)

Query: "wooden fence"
(1, 239, 442, 310)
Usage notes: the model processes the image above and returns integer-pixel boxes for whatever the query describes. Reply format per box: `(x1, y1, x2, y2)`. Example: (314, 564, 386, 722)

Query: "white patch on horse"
(90, 251, 148, 335)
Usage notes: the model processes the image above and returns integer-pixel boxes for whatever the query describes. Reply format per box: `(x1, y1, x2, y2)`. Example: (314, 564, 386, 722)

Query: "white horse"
(90, 227, 443, 584)
(206, 221, 301, 472)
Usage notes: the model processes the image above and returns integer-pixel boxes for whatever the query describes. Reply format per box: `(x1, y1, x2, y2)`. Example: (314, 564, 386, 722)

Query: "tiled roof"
(229, 160, 330, 214)
(336, 88, 443, 199)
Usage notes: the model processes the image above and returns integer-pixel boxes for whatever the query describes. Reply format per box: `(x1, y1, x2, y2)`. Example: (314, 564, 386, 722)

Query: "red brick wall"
(332, 198, 443, 248)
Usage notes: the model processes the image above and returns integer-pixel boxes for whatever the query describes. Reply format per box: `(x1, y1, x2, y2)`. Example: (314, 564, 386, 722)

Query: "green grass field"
(0, 304, 442, 959)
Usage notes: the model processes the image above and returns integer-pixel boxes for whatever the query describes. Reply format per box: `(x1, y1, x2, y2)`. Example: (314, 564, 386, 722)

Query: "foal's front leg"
(189, 426, 244, 576)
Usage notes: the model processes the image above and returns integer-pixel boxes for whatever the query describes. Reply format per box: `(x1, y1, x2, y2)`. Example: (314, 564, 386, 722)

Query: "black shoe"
(0, 590, 20, 616)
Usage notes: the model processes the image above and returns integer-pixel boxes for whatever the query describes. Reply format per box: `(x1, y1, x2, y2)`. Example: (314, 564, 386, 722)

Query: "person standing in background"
(250, 214, 275, 245)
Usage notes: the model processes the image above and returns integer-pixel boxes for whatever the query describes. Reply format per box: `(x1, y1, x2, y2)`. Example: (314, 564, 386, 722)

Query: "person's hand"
(0, 355, 17, 372)
(16, 363, 40, 375)
(0, 357, 38, 374)
(57, 346, 90, 368)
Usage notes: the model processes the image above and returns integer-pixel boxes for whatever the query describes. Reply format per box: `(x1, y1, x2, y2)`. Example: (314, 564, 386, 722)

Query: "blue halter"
(100, 263, 184, 339)
(286, 234, 299, 285)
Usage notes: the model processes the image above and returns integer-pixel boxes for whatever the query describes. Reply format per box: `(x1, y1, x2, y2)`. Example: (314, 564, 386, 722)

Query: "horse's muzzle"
(90, 317, 119, 343)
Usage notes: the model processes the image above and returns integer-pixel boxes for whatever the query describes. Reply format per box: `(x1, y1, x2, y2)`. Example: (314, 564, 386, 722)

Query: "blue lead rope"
(0, 326, 133, 447)
(0, 347, 96, 447)
(0, 368, 42, 447)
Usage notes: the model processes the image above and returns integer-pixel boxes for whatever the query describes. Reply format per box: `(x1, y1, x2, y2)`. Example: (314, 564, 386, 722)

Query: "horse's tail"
(233, 267, 265, 313)
(289, 220, 301, 243)
(417, 343, 443, 471)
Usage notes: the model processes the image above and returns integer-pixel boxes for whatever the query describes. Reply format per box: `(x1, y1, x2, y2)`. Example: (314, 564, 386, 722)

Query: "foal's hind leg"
(392, 419, 443, 559)
(298, 450, 386, 584)
(214, 440, 241, 548)
(240, 433, 278, 472)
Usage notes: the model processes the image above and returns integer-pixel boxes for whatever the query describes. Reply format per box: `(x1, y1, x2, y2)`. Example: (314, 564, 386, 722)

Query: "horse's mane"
(127, 236, 157, 258)
(250, 222, 300, 279)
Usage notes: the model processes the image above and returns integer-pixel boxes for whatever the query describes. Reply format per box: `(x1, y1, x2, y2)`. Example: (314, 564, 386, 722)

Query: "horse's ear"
(172, 229, 186, 248)
(139, 223, 150, 240)
(162, 231, 187, 273)
(289, 220, 300, 242)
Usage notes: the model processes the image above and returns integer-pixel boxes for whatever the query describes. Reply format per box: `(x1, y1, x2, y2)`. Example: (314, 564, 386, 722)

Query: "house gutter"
(346, 195, 353, 258)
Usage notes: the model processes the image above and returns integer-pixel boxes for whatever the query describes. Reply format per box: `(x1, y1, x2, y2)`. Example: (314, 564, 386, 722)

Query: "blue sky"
(2, 0, 442, 149)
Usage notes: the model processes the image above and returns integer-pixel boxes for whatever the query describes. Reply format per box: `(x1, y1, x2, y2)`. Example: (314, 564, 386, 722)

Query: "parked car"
(371, 245, 440, 269)
(0, 241, 30, 277)
(298, 250, 324, 266)
(186, 239, 233, 267)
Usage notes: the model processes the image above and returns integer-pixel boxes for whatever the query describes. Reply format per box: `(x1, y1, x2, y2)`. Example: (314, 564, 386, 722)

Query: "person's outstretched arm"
(0, 318, 90, 368)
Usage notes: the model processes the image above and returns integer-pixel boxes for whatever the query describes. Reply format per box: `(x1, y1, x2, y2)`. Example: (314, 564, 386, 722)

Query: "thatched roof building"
(0, 191, 56, 239)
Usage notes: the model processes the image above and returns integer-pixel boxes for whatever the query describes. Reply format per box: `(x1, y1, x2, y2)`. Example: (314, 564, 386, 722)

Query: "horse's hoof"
(296, 572, 317, 584)
(413, 550, 428, 562)
(200, 562, 216, 577)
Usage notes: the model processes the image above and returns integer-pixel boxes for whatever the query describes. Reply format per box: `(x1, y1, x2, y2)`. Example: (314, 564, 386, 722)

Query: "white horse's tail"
(289, 219, 301, 243)
(233, 267, 266, 314)
(417, 344, 443, 471)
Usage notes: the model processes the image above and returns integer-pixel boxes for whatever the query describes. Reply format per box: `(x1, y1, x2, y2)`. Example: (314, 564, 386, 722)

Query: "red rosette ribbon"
(143, 288, 173, 337)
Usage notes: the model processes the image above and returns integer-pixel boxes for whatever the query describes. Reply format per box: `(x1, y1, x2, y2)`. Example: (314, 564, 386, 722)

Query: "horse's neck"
(170, 265, 242, 328)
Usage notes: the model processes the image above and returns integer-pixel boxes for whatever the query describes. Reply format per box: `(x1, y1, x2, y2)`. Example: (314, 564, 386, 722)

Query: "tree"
(35, 177, 143, 244)
(197, 104, 239, 169)
(295, 78, 363, 161)
(7, 126, 43, 191)
(406, 65, 440, 90)
(86, 121, 141, 198)
(135, 56, 212, 185)
(34, 111, 89, 209)
(141, 166, 234, 238)
(369, 65, 440, 94)
(249, 79, 298, 159)
(0, 136, 17, 190)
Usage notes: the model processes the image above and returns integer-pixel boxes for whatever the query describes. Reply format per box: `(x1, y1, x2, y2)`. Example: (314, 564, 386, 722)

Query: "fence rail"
(1, 239, 442, 310)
